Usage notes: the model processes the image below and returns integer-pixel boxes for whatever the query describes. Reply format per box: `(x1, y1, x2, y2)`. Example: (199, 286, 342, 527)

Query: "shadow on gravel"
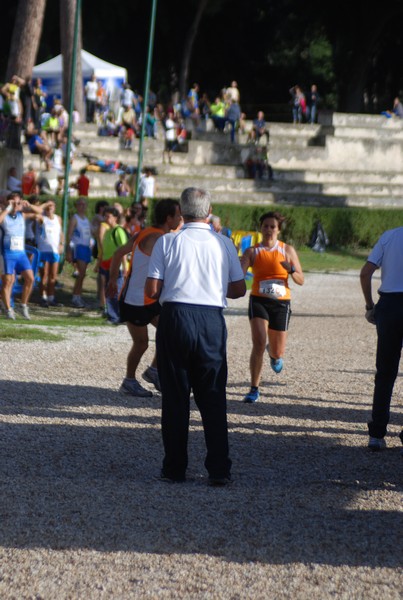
(0, 380, 401, 569)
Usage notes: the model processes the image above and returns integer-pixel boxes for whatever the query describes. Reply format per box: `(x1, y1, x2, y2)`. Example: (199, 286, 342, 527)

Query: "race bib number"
(10, 236, 24, 251)
(259, 279, 286, 299)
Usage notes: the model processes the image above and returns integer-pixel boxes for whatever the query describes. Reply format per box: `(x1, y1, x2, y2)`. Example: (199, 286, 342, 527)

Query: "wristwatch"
(365, 304, 374, 310)
(290, 265, 296, 274)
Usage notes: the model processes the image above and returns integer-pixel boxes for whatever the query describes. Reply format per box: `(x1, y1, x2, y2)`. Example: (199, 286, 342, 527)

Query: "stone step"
(157, 176, 403, 198)
(18, 113, 403, 210)
(24, 139, 403, 189)
(64, 185, 403, 208)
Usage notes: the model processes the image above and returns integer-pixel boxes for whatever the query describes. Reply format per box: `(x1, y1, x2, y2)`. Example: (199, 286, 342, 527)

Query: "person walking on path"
(108, 198, 182, 397)
(240, 211, 304, 403)
(360, 227, 403, 452)
(145, 187, 246, 485)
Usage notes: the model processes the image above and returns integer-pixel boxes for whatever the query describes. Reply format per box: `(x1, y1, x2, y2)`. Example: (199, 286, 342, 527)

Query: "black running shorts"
(248, 295, 291, 331)
(119, 300, 161, 326)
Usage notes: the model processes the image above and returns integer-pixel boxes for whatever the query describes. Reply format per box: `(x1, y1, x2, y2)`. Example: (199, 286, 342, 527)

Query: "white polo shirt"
(148, 222, 244, 307)
(367, 226, 403, 293)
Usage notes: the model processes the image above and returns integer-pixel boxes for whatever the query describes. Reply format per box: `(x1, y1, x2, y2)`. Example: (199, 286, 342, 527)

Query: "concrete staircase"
(21, 112, 403, 208)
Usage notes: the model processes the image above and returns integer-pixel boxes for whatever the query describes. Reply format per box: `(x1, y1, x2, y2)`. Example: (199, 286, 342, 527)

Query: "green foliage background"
(53, 196, 403, 249)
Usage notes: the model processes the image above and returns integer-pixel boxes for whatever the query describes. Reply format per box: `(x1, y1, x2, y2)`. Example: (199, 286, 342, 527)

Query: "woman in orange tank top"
(240, 211, 304, 403)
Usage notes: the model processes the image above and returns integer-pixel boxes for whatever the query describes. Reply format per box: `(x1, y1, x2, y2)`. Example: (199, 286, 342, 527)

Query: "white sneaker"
(6, 308, 16, 320)
(21, 305, 31, 320)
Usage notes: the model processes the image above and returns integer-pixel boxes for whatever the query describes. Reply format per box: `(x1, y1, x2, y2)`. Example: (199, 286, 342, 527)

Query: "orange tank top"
(251, 240, 291, 300)
(120, 226, 162, 306)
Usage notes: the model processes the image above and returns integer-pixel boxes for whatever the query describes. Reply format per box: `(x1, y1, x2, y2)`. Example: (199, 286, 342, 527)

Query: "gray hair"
(180, 187, 211, 220)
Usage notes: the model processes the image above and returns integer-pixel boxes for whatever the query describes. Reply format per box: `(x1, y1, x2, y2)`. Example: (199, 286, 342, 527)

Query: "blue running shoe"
(243, 388, 260, 403)
(270, 357, 283, 373)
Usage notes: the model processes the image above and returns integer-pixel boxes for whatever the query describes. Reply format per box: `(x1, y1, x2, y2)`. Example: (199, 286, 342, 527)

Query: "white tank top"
(38, 215, 62, 253)
(71, 214, 91, 247)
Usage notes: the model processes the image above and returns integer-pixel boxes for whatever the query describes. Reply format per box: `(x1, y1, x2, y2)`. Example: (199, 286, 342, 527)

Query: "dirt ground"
(0, 271, 401, 599)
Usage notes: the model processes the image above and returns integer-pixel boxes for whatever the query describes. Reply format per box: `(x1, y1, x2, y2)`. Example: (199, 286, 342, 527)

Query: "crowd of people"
(0, 186, 401, 483)
(1, 71, 402, 478)
(93, 79, 250, 149)
(0, 191, 148, 320)
(1, 74, 81, 172)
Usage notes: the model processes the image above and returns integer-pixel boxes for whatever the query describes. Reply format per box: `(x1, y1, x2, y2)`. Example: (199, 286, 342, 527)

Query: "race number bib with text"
(259, 279, 286, 299)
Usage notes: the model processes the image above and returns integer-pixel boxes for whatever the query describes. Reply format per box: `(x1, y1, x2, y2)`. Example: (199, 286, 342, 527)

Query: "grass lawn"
(297, 246, 368, 272)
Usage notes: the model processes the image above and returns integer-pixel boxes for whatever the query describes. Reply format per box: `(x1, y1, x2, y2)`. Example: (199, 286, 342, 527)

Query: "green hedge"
(52, 196, 133, 220)
(51, 196, 403, 249)
(212, 203, 403, 248)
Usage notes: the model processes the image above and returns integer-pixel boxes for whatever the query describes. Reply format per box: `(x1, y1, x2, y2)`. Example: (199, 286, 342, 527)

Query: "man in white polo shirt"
(360, 225, 403, 452)
(145, 187, 246, 485)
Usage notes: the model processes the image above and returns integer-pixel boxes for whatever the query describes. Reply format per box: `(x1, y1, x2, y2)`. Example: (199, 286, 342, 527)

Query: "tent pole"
(134, 0, 158, 204)
(61, 0, 81, 265)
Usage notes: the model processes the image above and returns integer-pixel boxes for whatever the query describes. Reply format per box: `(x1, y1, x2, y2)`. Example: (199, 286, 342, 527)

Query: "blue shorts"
(40, 252, 60, 264)
(74, 245, 92, 264)
(1, 251, 33, 275)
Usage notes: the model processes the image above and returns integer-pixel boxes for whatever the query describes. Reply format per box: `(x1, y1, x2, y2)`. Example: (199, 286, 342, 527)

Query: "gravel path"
(0, 271, 402, 599)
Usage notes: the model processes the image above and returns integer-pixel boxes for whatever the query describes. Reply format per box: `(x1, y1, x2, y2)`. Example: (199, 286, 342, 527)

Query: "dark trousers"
(156, 302, 232, 480)
(369, 293, 403, 438)
(86, 99, 96, 123)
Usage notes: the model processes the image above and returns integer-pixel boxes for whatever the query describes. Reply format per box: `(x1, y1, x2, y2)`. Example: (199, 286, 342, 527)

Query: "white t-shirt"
(148, 222, 244, 307)
(122, 88, 134, 108)
(139, 174, 155, 198)
(85, 80, 97, 101)
(367, 226, 403, 293)
(165, 118, 176, 141)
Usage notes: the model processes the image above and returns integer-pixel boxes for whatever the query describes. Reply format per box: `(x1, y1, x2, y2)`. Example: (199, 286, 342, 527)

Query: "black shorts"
(165, 140, 176, 151)
(248, 295, 291, 331)
(119, 300, 161, 326)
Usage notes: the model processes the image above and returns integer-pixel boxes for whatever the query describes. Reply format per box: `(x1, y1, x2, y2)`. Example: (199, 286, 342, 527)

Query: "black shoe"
(208, 475, 232, 487)
(48, 299, 63, 307)
(159, 470, 186, 483)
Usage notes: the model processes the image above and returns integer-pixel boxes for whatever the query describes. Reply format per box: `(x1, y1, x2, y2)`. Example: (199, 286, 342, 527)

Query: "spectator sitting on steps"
(247, 111, 269, 144)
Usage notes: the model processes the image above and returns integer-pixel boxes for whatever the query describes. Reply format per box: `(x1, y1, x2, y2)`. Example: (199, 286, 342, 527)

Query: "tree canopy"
(2, 0, 403, 116)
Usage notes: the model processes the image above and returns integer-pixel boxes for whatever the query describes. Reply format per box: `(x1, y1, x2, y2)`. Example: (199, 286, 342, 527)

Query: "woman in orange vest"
(241, 211, 304, 403)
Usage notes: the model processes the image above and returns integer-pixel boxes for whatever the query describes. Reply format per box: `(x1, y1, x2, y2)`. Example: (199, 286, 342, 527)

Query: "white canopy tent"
(32, 50, 128, 105)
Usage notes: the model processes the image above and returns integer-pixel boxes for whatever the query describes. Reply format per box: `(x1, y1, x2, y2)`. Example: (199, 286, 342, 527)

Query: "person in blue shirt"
(28, 130, 52, 170)
(0, 192, 52, 319)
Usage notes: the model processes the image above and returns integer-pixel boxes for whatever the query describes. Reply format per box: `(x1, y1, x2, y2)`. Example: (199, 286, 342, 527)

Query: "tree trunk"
(60, 0, 83, 118)
(6, 0, 47, 81)
(178, 0, 210, 100)
(334, 11, 398, 112)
